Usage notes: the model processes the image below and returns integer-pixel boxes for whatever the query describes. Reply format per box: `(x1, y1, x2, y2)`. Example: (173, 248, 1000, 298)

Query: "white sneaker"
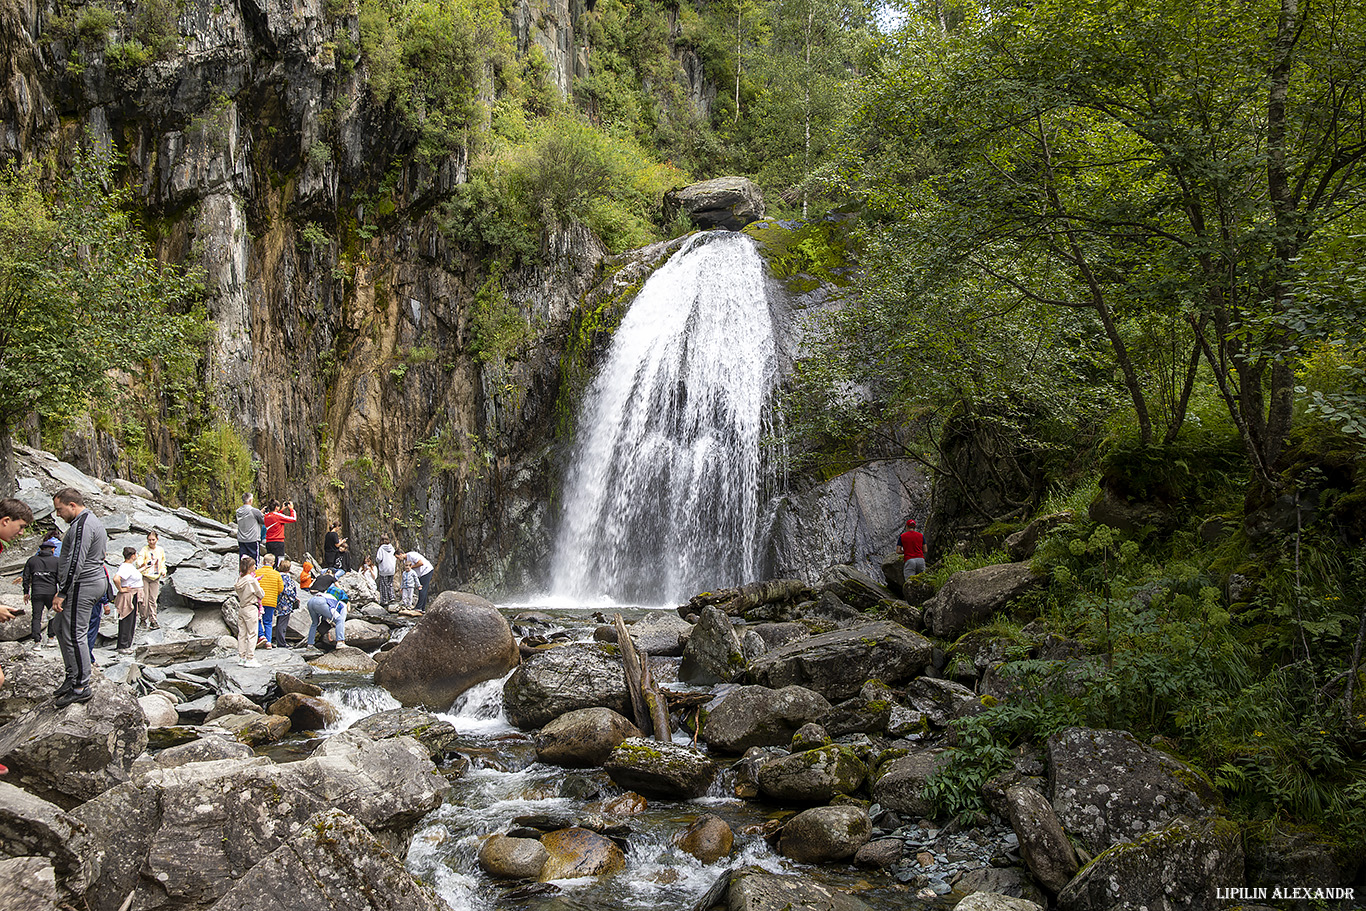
(241, 658, 262, 668)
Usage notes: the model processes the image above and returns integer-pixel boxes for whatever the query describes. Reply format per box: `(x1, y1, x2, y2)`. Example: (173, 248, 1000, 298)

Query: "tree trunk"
(614, 614, 652, 735)
(0, 426, 14, 499)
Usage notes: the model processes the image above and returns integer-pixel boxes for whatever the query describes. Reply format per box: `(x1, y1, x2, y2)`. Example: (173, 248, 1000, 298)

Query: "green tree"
(837, 0, 1366, 489)
(0, 145, 201, 494)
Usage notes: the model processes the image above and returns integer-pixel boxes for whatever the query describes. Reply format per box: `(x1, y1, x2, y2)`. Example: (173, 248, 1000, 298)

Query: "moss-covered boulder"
(746, 621, 933, 701)
(678, 606, 746, 685)
(922, 562, 1043, 639)
(501, 643, 630, 730)
(1057, 816, 1243, 911)
(534, 707, 641, 768)
(755, 745, 868, 803)
(778, 805, 872, 863)
(603, 738, 716, 799)
(702, 685, 832, 754)
(871, 748, 950, 819)
(1048, 727, 1219, 855)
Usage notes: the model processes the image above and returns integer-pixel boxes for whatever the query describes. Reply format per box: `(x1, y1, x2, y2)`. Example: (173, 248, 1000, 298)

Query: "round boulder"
(701, 685, 832, 754)
(268, 692, 341, 731)
(538, 827, 626, 881)
(779, 805, 872, 863)
(502, 643, 630, 730)
(535, 708, 642, 768)
(309, 645, 378, 673)
(138, 692, 179, 728)
(374, 591, 518, 708)
(479, 833, 549, 880)
(677, 813, 734, 863)
(665, 176, 766, 230)
(604, 738, 716, 799)
(871, 748, 949, 818)
(205, 693, 258, 722)
(756, 745, 868, 803)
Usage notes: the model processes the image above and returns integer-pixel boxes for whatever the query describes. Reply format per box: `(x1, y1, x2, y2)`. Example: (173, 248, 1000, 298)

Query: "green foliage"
(103, 39, 153, 69)
(416, 426, 492, 478)
(176, 422, 256, 516)
(0, 144, 201, 443)
(743, 218, 854, 293)
(470, 276, 528, 366)
(306, 142, 333, 169)
(74, 4, 118, 40)
(131, 0, 182, 59)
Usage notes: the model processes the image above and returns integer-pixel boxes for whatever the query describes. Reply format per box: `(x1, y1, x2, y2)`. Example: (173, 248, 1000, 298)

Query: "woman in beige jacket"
(233, 555, 265, 667)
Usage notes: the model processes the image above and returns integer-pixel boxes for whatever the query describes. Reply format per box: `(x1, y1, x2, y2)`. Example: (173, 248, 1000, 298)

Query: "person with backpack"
(304, 573, 347, 649)
(22, 536, 60, 646)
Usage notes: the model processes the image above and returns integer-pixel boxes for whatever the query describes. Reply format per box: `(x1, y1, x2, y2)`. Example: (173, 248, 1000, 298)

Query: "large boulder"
(629, 613, 693, 656)
(0, 855, 59, 911)
(957, 895, 1045, 911)
(755, 746, 868, 803)
(0, 645, 67, 723)
(677, 813, 734, 863)
(1057, 817, 1244, 911)
(746, 620, 932, 701)
(905, 676, 985, 725)
(0, 781, 96, 895)
(727, 870, 871, 911)
(309, 646, 379, 673)
(535, 707, 641, 768)
(538, 827, 626, 881)
(204, 809, 448, 911)
(349, 707, 464, 761)
(778, 805, 872, 863)
(870, 748, 950, 819)
(268, 692, 340, 731)
(479, 833, 549, 880)
(373, 591, 519, 708)
(819, 565, 897, 610)
(665, 176, 765, 230)
(678, 606, 746, 685)
(922, 562, 1042, 638)
(1048, 727, 1218, 855)
(0, 673, 148, 808)
(502, 643, 630, 730)
(702, 685, 832, 754)
(72, 731, 447, 910)
(603, 738, 716, 799)
(1003, 785, 1078, 894)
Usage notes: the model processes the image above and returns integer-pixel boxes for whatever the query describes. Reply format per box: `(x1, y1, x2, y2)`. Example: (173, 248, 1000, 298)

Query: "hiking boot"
(55, 688, 93, 707)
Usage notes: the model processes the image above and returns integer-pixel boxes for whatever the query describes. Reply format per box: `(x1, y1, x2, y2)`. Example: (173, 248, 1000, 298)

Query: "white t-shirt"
(116, 562, 144, 590)
(405, 552, 433, 576)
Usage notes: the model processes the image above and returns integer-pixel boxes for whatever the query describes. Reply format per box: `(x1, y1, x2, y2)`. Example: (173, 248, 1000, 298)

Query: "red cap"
(906, 519, 916, 527)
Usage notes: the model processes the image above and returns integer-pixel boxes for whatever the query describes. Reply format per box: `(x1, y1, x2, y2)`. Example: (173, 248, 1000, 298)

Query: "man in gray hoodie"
(235, 493, 265, 561)
(51, 487, 108, 706)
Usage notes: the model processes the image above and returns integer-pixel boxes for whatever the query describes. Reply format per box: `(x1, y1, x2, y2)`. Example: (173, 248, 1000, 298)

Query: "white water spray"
(551, 232, 779, 604)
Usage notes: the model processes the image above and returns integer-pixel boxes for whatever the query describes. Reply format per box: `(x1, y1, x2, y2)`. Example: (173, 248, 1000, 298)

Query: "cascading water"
(551, 231, 779, 604)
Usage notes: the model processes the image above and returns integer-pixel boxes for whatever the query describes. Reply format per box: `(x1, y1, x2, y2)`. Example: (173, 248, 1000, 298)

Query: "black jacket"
(23, 552, 60, 598)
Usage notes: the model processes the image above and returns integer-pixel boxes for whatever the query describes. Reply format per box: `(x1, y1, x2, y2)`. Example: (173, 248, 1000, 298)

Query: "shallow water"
(305, 602, 938, 911)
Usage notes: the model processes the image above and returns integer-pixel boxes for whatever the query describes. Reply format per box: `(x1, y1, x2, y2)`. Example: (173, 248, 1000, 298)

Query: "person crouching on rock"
(305, 580, 346, 651)
(234, 555, 265, 668)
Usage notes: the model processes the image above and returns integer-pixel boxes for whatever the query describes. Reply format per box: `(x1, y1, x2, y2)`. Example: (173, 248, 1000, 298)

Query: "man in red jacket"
(898, 518, 925, 581)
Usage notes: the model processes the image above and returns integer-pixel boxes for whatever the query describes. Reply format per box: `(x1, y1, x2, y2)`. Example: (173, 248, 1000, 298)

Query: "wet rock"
(679, 606, 747, 685)
(206, 692, 259, 721)
(629, 613, 693, 656)
(1048, 727, 1218, 855)
(212, 711, 292, 745)
(502, 643, 630, 730)
(268, 692, 340, 731)
(819, 564, 897, 611)
(204, 809, 447, 911)
(0, 856, 59, 911)
(779, 805, 872, 863)
(479, 833, 550, 880)
(598, 792, 648, 817)
(922, 563, 1042, 639)
(756, 745, 868, 803)
(0, 673, 148, 808)
(603, 738, 716, 799)
(538, 827, 626, 880)
(956, 894, 1044, 911)
(373, 591, 519, 708)
(1003, 785, 1077, 893)
(791, 722, 831, 751)
(350, 707, 464, 760)
(0, 781, 95, 895)
(132, 735, 254, 771)
(871, 748, 950, 818)
(727, 869, 872, 910)
(905, 676, 985, 725)
(275, 672, 322, 697)
(702, 685, 832, 754)
(535, 707, 642, 768)
(342, 619, 390, 651)
(665, 176, 765, 230)
(854, 837, 902, 869)
(746, 621, 932, 701)
(1057, 817, 1243, 911)
(139, 692, 181, 728)
(677, 813, 734, 863)
(310, 645, 379, 674)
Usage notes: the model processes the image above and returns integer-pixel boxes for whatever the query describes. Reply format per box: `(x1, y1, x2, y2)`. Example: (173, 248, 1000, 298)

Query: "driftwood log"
(614, 614, 672, 742)
(679, 578, 812, 619)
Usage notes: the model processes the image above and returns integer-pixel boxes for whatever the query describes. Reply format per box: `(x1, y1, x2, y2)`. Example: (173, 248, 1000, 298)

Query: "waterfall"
(551, 231, 779, 604)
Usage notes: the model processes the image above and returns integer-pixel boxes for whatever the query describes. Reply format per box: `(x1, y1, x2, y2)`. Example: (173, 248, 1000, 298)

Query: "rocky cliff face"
(0, 0, 696, 594)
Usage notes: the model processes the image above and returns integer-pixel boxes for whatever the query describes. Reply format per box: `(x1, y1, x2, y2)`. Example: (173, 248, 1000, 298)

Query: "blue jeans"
(306, 597, 346, 646)
(258, 605, 275, 643)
